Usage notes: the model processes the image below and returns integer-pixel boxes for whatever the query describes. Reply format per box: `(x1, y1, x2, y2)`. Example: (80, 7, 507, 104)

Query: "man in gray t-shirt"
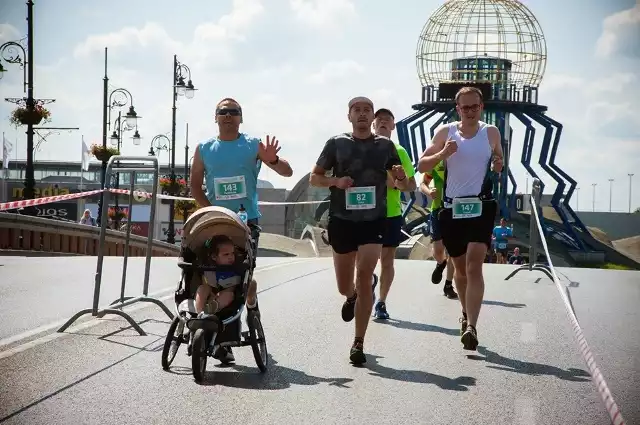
(309, 96, 409, 365)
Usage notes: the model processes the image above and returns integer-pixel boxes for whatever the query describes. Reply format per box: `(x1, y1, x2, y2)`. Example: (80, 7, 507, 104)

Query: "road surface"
(0, 257, 638, 424)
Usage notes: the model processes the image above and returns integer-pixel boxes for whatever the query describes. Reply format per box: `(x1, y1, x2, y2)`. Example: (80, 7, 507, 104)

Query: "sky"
(0, 0, 638, 213)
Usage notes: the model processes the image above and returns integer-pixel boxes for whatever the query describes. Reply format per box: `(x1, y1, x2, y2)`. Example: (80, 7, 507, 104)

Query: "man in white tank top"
(418, 86, 503, 351)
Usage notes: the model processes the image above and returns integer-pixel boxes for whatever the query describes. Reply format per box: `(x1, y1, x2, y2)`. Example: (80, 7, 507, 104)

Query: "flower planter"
(18, 110, 44, 125)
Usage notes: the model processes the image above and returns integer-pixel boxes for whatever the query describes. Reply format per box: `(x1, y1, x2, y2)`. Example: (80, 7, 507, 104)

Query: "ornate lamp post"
(97, 85, 141, 226)
(1, 1, 55, 205)
(108, 111, 141, 228)
(167, 54, 196, 244)
(148, 134, 171, 157)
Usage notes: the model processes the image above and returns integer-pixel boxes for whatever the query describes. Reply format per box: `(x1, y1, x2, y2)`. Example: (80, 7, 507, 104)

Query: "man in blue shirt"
(190, 97, 293, 363)
(492, 218, 513, 264)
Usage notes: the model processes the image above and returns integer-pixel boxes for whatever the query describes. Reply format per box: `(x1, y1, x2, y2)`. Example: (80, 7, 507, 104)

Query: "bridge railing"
(0, 211, 179, 257)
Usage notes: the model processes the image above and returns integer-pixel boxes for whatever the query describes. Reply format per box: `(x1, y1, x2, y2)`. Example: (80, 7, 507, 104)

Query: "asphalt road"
(0, 257, 638, 425)
(0, 256, 290, 342)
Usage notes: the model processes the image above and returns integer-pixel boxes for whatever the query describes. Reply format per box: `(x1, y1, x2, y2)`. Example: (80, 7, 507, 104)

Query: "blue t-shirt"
(198, 133, 262, 220)
(493, 226, 513, 249)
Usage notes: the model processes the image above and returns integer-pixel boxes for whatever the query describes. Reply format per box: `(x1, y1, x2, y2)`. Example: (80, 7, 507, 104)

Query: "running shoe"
(461, 325, 478, 351)
(374, 301, 389, 320)
(443, 281, 458, 299)
(342, 293, 357, 322)
(431, 260, 447, 284)
(213, 346, 235, 363)
(350, 338, 366, 364)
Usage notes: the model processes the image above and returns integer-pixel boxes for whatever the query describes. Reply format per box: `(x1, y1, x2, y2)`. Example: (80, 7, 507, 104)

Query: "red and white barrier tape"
(0, 189, 106, 212)
(530, 195, 626, 425)
(0, 188, 328, 212)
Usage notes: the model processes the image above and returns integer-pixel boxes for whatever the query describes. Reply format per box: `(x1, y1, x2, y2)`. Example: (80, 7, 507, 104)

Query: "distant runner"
(371, 107, 417, 319)
(492, 218, 513, 264)
(420, 168, 457, 299)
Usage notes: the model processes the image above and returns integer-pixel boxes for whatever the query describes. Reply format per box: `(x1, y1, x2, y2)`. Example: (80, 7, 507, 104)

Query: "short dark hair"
(374, 108, 394, 119)
(455, 86, 483, 104)
(206, 234, 234, 255)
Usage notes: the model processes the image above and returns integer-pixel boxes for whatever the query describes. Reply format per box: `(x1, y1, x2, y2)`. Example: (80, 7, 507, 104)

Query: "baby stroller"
(160, 206, 268, 383)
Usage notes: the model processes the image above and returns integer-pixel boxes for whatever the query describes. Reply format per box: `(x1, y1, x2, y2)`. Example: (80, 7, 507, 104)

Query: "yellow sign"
(12, 185, 71, 199)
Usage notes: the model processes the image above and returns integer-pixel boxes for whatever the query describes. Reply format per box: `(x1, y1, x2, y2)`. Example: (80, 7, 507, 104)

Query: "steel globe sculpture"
(416, 0, 547, 90)
(397, 0, 592, 254)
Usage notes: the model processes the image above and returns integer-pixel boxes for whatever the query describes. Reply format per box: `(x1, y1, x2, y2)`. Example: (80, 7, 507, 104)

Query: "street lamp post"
(608, 178, 614, 212)
(1, 1, 55, 205)
(183, 122, 190, 222)
(592, 183, 597, 212)
(167, 54, 196, 244)
(109, 112, 141, 228)
(97, 84, 141, 227)
(629, 174, 635, 214)
(148, 134, 171, 157)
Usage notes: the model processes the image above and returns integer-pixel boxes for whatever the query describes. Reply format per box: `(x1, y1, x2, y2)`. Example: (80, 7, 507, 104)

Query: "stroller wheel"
(161, 316, 183, 370)
(248, 312, 268, 373)
(191, 329, 209, 383)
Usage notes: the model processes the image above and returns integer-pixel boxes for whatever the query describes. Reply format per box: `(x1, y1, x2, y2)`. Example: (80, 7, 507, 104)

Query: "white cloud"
(306, 60, 364, 84)
(595, 3, 640, 59)
(289, 0, 357, 29)
(73, 0, 265, 67)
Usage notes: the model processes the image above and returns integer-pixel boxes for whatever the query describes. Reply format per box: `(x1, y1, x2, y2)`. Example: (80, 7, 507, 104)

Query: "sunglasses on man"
(216, 107, 242, 116)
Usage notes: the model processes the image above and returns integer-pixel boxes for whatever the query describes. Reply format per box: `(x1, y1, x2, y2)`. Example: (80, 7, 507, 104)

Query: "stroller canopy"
(181, 206, 250, 252)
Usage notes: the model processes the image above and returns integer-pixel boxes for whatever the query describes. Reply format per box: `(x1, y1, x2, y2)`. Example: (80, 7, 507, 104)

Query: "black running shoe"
(349, 338, 366, 364)
(461, 325, 478, 351)
(342, 293, 357, 322)
(431, 260, 447, 284)
(213, 346, 235, 363)
(443, 281, 458, 299)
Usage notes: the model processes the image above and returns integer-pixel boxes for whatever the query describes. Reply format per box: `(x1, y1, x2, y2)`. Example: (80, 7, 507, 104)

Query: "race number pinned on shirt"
(452, 197, 482, 219)
(214, 175, 247, 200)
(345, 186, 376, 210)
(497, 242, 507, 249)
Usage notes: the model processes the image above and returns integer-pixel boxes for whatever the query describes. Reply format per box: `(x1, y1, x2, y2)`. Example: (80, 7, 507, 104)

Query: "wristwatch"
(269, 156, 279, 165)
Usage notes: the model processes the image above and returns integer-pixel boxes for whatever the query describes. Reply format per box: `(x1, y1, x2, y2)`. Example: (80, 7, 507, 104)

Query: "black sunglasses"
(216, 107, 242, 116)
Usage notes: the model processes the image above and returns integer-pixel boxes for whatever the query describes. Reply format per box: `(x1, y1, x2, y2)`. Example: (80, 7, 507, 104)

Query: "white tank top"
(444, 121, 492, 204)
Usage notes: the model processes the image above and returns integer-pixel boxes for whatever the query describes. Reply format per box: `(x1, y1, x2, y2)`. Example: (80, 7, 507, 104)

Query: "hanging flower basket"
(175, 198, 198, 212)
(108, 206, 127, 221)
(91, 144, 120, 162)
(159, 176, 187, 195)
(9, 104, 52, 127)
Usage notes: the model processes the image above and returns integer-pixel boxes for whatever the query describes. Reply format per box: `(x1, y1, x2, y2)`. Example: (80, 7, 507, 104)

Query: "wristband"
(269, 156, 279, 165)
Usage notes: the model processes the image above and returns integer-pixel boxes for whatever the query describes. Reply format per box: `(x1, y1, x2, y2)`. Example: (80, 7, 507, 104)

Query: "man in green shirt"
(371, 108, 417, 319)
(420, 163, 457, 299)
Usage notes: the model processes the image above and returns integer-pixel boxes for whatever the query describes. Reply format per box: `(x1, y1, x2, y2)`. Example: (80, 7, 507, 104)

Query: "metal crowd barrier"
(58, 155, 174, 335)
(504, 178, 554, 281)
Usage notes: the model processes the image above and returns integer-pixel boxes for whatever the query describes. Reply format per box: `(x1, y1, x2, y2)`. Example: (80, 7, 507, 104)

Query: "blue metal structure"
(396, 78, 590, 252)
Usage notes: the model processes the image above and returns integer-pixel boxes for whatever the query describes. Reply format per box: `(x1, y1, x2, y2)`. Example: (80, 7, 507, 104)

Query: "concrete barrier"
(0, 212, 179, 257)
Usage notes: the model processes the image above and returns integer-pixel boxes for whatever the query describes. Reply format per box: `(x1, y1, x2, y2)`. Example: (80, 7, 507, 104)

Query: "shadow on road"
(0, 337, 163, 423)
(469, 346, 591, 382)
(364, 355, 476, 391)
(482, 300, 527, 308)
(183, 354, 354, 389)
(382, 319, 460, 337)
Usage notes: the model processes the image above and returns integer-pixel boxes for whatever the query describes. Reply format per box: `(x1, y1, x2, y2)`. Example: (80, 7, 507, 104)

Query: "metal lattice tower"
(416, 0, 547, 91)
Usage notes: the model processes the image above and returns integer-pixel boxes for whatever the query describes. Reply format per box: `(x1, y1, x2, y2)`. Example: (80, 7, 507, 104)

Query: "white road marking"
(0, 257, 315, 359)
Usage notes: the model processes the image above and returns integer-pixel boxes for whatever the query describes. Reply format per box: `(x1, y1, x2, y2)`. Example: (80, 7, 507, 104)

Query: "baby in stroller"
(195, 234, 241, 319)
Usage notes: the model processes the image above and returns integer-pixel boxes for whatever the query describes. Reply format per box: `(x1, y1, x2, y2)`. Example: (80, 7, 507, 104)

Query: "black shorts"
(438, 200, 497, 258)
(247, 218, 260, 261)
(430, 207, 443, 242)
(327, 216, 385, 254)
(381, 215, 406, 248)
